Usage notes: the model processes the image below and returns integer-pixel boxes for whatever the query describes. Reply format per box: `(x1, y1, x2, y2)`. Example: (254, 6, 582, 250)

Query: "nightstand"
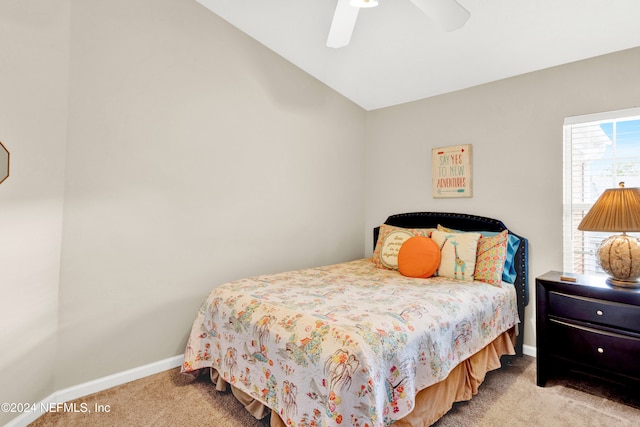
(536, 271, 640, 387)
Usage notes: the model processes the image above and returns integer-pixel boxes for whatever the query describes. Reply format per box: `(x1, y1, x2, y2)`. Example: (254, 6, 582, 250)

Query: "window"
(563, 108, 640, 275)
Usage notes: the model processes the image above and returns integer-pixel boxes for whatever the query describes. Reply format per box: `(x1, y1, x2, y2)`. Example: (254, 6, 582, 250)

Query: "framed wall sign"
(432, 144, 472, 198)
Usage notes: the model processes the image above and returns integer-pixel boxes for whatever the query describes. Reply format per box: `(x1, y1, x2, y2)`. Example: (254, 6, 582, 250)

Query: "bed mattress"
(182, 258, 520, 426)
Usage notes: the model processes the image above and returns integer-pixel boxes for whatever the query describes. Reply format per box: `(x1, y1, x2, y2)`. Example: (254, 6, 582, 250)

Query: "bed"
(182, 212, 529, 426)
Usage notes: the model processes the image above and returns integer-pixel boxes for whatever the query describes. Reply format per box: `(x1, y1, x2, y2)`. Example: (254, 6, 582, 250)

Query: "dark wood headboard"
(373, 211, 529, 356)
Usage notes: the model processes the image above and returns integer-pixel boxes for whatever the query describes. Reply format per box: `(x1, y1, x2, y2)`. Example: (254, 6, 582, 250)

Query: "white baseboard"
(5, 346, 538, 427)
(4, 355, 183, 427)
(523, 344, 536, 358)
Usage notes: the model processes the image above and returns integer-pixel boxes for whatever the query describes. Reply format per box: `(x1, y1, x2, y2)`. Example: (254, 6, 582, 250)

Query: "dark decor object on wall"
(0, 141, 9, 185)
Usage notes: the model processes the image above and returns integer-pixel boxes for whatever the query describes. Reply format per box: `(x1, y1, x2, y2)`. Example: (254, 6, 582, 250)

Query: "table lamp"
(578, 182, 640, 288)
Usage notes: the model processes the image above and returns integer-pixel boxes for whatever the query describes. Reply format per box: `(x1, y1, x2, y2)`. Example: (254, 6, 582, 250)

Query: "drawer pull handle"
(597, 347, 604, 354)
(596, 310, 604, 316)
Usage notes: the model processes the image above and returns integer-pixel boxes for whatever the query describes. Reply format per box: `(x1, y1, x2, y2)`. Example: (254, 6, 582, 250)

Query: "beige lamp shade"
(577, 183, 640, 232)
(578, 182, 640, 287)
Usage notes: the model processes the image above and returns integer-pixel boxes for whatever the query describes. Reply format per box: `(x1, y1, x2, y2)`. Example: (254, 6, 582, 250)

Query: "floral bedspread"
(182, 258, 519, 427)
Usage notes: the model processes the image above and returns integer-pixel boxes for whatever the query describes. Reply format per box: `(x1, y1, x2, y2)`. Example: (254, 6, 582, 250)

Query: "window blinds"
(563, 108, 640, 275)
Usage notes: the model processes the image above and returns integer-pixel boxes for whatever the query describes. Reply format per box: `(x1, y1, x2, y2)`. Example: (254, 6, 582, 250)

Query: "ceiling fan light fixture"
(409, 0, 469, 32)
(350, 0, 379, 8)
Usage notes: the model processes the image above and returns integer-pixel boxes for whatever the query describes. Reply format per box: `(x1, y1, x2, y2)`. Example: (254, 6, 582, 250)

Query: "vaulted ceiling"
(195, 0, 640, 111)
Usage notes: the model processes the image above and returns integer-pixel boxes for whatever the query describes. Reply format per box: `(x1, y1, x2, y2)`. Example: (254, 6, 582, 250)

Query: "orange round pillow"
(397, 236, 441, 278)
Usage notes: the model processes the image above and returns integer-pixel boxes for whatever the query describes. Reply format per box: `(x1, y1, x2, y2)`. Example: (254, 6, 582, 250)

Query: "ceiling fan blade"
(327, 0, 360, 48)
(409, 0, 470, 32)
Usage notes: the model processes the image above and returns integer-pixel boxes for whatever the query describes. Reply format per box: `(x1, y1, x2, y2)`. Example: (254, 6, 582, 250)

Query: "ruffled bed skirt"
(207, 327, 517, 427)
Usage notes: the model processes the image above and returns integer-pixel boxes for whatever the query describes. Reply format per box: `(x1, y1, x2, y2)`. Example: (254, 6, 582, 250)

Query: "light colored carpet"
(433, 356, 640, 427)
(29, 356, 640, 426)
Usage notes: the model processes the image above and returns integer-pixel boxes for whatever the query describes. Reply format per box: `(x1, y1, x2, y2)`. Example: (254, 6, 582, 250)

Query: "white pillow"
(431, 230, 481, 282)
(372, 224, 435, 270)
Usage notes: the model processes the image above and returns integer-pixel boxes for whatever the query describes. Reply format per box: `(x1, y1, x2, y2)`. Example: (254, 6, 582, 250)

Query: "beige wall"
(0, 1, 69, 425)
(2, 0, 639, 423)
(365, 46, 640, 349)
(55, 0, 366, 390)
(1, 0, 365, 423)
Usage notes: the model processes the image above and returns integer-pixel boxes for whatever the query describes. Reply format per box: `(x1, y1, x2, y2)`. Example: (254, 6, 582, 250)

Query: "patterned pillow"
(473, 230, 508, 286)
(397, 236, 441, 278)
(437, 225, 519, 283)
(430, 230, 481, 282)
(373, 224, 435, 270)
(438, 224, 510, 286)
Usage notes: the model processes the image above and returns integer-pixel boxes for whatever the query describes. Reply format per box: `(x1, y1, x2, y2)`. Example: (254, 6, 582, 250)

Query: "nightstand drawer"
(548, 291, 640, 332)
(549, 319, 640, 379)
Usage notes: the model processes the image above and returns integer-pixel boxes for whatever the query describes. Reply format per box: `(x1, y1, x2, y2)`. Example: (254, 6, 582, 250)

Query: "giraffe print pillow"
(437, 225, 518, 284)
(430, 229, 481, 282)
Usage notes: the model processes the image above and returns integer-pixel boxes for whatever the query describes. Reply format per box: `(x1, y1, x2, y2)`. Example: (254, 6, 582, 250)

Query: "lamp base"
(597, 234, 640, 286)
(606, 277, 640, 288)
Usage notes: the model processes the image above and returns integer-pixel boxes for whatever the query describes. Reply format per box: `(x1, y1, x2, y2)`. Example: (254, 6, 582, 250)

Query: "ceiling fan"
(327, 0, 470, 48)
